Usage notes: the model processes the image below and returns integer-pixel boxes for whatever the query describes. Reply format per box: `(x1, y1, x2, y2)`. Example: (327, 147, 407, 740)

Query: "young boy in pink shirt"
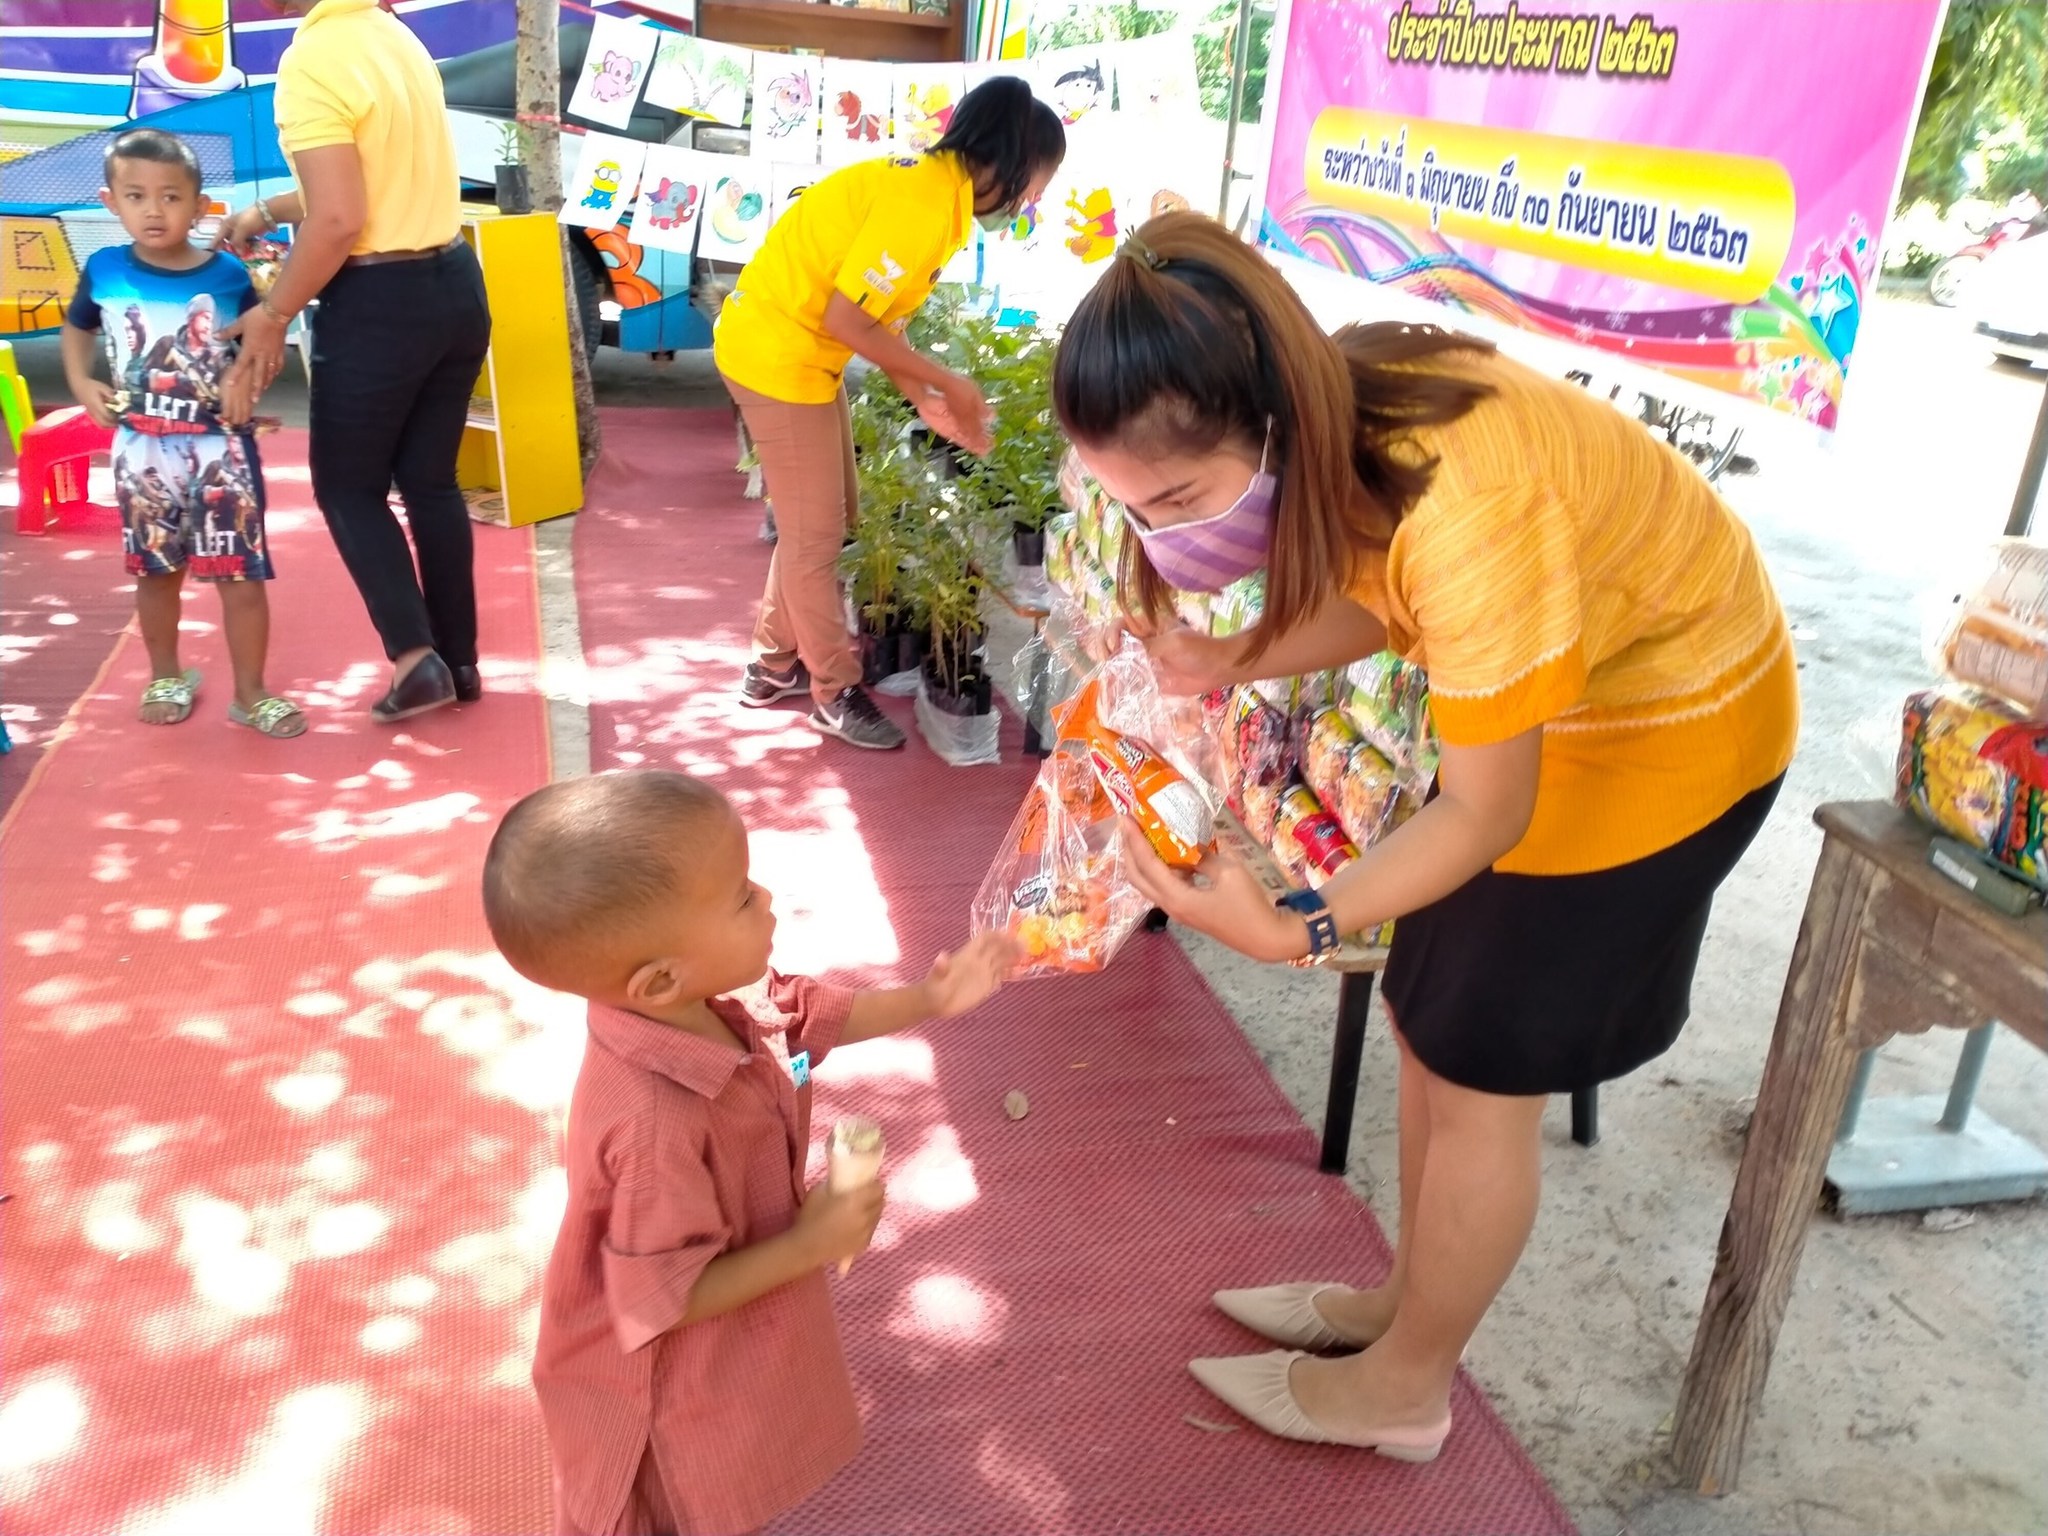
(483, 770, 1014, 1536)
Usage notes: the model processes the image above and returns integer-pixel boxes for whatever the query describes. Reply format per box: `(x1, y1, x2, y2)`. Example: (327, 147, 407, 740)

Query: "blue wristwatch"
(1276, 888, 1341, 966)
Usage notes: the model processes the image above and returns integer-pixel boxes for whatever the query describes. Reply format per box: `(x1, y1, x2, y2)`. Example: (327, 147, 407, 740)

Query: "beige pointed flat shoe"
(1188, 1350, 1451, 1463)
(1212, 1282, 1371, 1351)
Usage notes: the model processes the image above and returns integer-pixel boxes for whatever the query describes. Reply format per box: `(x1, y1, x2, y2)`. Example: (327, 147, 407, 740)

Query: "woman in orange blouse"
(1052, 214, 1797, 1460)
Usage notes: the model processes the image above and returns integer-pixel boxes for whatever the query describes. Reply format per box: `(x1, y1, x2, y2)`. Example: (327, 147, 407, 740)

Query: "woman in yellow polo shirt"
(1052, 214, 1798, 1459)
(718, 76, 1065, 751)
(219, 0, 489, 724)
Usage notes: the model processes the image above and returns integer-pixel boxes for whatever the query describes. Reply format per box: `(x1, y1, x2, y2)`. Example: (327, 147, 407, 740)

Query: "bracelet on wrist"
(260, 295, 292, 325)
(1277, 888, 1341, 968)
(254, 197, 278, 232)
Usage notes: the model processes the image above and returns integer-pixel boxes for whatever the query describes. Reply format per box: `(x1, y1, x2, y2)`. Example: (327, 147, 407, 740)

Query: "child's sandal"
(138, 669, 201, 726)
(229, 696, 308, 739)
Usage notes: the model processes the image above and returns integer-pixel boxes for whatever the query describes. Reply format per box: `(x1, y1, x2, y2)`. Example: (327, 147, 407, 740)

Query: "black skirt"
(1381, 775, 1784, 1096)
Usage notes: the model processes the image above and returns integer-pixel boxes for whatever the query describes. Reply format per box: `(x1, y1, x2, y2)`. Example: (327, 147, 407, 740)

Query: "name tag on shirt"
(789, 1050, 810, 1088)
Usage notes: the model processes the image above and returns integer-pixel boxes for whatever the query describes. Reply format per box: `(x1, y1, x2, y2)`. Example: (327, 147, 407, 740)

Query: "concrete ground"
(11, 296, 2045, 1535)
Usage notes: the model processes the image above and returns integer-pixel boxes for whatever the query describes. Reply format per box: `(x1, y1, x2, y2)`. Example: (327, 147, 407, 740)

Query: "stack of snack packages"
(1046, 452, 1440, 949)
(1897, 537, 2048, 891)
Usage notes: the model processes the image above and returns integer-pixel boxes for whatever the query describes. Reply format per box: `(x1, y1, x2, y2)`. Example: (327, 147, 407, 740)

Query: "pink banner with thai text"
(1259, 0, 1943, 428)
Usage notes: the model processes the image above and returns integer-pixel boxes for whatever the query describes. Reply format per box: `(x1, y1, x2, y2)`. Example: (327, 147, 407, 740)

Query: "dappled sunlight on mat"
(3, 429, 557, 1536)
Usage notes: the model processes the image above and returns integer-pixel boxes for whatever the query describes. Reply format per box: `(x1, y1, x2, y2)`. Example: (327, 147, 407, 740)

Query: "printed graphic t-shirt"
(66, 247, 256, 437)
(714, 152, 975, 404)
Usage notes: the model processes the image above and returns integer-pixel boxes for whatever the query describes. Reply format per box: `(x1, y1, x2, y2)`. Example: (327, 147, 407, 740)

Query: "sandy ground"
(11, 295, 2044, 1535)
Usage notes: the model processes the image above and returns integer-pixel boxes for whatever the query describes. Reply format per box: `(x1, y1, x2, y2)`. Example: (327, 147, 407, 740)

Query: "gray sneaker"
(739, 660, 810, 708)
(810, 686, 905, 751)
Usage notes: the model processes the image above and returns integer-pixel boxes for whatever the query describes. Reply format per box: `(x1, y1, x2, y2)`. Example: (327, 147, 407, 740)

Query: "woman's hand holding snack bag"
(1115, 820, 1307, 963)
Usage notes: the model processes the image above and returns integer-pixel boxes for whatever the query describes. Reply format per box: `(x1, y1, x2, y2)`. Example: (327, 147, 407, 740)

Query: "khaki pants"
(725, 376, 861, 706)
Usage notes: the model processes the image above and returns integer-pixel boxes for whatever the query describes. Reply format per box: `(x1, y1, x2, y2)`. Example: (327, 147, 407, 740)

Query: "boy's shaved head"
(483, 771, 735, 988)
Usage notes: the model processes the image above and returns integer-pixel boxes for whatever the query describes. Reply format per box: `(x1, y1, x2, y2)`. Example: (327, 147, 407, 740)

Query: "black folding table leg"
(1321, 971, 1375, 1174)
(1570, 1086, 1599, 1147)
(1021, 630, 1052, 758)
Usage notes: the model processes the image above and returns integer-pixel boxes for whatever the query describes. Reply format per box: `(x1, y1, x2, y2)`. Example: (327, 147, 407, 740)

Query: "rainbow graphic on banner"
(1263, 200, 1874, 429)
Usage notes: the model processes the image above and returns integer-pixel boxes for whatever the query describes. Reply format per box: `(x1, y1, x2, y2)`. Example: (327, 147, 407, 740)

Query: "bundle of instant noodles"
(1896, 686, 2047, 889)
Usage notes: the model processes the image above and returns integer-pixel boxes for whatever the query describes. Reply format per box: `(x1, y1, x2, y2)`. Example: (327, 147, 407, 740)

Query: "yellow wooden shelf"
(457, 210, 581, 527)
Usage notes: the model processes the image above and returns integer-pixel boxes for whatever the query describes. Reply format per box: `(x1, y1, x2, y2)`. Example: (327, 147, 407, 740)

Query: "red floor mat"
(2, 431, 557, 1536)
(0, 484, 133, 823)
(577, 409, 1575, 1536)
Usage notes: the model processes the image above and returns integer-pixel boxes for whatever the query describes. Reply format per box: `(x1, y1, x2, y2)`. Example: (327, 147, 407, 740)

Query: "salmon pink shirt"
(533, 976, 861, 1536)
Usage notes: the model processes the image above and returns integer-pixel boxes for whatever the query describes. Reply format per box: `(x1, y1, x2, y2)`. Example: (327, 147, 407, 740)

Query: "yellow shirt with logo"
(714, 153, 975, 404)
(273, 0, 461, 257)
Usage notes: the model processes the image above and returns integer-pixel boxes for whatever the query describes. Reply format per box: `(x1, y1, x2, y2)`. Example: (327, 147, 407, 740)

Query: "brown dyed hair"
(1051, 212, 1495, 659)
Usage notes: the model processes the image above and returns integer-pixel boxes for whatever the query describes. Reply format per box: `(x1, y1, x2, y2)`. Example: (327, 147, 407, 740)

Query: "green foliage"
(1900, 0, 2047, 215)
(1036, 1, 1179, 52)
(1031, 0, 1270, 124)
(953, 316, 1064, 531)
(842, 301, 1071, 692)
(1194, 0, 1269, 124)
(1882, 241, 1945, 279)
(495, 120, 532, 167)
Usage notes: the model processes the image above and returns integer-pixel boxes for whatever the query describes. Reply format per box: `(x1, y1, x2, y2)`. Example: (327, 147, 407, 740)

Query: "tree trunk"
(514, 0, 602, 481)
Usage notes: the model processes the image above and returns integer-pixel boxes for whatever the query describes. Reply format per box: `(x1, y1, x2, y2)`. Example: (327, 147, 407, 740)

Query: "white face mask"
(976, 207, 1017, 234)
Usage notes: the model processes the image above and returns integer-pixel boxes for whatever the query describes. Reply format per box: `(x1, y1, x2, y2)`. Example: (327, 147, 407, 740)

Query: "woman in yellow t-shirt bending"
(1053, 214, 1798, 1460)
(715, 77, 1064, 751)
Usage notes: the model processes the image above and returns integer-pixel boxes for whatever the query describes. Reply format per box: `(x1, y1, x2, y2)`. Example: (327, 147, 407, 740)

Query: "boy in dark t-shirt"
(61, 128, 304, 738)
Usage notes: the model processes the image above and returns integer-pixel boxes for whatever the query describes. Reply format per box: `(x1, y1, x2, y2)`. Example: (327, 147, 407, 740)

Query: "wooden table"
(1672, 800, 2048, 1494)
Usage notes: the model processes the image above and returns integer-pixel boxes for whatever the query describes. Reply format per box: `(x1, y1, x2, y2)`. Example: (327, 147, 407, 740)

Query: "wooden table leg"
(1672, 834, 1875, 1493)
(1321, 971, 1375, 1174)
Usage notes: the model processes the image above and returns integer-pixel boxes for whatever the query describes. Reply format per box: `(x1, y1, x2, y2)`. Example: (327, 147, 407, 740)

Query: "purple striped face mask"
(1125, 427, 1278, 593)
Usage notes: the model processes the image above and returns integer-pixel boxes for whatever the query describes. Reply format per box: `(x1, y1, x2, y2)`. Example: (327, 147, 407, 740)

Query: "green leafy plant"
(494, 120, 532, 167)
(841, 298, 1074, 703)
(953, 316, 1065, 533)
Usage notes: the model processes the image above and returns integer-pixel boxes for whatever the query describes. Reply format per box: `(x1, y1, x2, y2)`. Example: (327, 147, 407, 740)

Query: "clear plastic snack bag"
(973, 640, 1224, 976)
(972, 745, 1151, 977)
(1936, 538, 2048, 720)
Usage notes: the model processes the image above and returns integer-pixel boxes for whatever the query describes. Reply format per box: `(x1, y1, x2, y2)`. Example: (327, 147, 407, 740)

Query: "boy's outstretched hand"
(923, 930, 1021, 1019)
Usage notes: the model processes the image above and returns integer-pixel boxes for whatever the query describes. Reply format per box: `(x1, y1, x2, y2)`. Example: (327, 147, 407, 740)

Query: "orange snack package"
(1055, 678, 1216, 870)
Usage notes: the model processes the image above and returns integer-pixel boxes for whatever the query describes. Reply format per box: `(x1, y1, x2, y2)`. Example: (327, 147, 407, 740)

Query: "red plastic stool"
(15, 406, 116, 534)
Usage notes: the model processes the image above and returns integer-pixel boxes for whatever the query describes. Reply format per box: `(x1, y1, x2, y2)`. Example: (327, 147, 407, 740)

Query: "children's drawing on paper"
(630, 145, 714, 254)
(1049, 57, 1106, 126)
(644, 34, 752, 126)
(1113, 34, 1200, 125)
(565, 12, 659, 132)
(895, 67, 963, 154)
(701, 164, 773, 262)
(1064, 185, 1118, 262)
(560, 133, 648, 231)
(822, 60, 893, 165)
(750, 56, 823, 161)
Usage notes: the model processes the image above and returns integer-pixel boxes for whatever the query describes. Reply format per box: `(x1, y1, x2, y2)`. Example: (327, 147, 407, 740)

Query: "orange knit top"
(1349, 348, 1800, 876)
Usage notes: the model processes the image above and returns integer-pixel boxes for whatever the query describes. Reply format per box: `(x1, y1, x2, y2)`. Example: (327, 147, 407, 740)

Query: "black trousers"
(308, 241, 491, 667)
